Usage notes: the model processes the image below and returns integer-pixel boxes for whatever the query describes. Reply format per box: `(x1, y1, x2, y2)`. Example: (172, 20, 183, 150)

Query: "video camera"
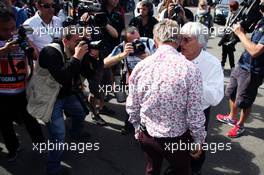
(62, 0, 108, 27)
(218, 0, 262, 46)
(131, 40, 146, 56)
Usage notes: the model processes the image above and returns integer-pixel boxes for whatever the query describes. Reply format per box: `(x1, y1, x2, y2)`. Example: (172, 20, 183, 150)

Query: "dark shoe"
(47, 166, 71, 175)
(92, 114, 107, 126)
(99, 106, 115, 115)
(7, 147, 20, 162)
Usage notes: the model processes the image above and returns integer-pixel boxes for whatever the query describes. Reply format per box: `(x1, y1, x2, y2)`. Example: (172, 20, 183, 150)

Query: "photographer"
(129, 0, 158, 38)
(216, 0, 264, 138)
(101, 0, 125, 54)
(221, 0, 239, 70)
(104, 26, 156, 134)
(78, 12, 109, 125)
(0, 6, 44, 162)
(27, 26, 90, 175)
(158, 0, 194, 26)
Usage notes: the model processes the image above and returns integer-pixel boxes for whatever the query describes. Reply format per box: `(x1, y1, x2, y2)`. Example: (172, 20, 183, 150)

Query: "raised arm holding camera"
(104, 26, 156, 134)
(158, 0, 194, 26)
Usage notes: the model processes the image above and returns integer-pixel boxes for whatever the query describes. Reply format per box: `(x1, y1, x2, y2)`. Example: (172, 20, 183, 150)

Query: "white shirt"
(23, 12, 62, 51)
(192, 50, 224, 110)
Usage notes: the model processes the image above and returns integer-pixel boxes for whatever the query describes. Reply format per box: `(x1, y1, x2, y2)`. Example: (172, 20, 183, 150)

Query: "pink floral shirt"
(126, 45, 206, 144)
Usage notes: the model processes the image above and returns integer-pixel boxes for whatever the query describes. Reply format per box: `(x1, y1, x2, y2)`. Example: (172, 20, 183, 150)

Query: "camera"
(131, 40, 146, 56)
(171, 4, 182, 20)
(15, 25, 34, 55)
(82, 37, 102, 50)
(79, 13, 108, 27)
(218, 0, 262, 46)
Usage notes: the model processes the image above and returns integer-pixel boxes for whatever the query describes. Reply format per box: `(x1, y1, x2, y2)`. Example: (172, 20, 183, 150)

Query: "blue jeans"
(46, 94, 86, 174)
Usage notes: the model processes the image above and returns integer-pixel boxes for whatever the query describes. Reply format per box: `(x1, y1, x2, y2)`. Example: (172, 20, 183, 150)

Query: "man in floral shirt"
(126, 19, 206, 175)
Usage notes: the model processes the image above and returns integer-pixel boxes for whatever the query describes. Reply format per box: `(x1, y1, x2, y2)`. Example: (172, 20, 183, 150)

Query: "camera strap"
(7, 53, 17, 75)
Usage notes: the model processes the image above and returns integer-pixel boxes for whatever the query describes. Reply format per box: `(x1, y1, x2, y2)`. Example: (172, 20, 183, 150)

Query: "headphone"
(137, 0, 154, 16)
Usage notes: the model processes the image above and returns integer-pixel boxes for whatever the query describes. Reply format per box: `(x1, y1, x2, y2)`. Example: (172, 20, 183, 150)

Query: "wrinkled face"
(126, 30, 140, 43)
(138, 4, 149, 17)
(0, 19, 16, 40)
(180, 35, 201, 60)
(37, 0, 55, 20)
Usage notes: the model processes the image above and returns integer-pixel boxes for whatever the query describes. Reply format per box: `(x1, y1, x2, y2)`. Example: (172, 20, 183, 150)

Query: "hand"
(233, 23, 245, 36)
(1, 41, 19, 53)
(168, 3, 176, 18)
(120, 43, 134, 58)
(190, 144, 203, 159)
(134, 132, 140, 140)
(73, 41, 89, 60)
(178, 6, 185, 17)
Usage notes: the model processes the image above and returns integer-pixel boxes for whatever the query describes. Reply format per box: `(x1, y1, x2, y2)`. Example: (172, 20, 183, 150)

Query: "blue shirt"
(239, 17, 264, 75)
(12, 6, 28, 28)
(109, 37, 156, 72)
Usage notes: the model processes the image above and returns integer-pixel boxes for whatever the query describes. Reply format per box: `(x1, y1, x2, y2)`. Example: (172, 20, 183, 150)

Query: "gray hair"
(153, 19, 181, 44)
(180, 22, 209, 48)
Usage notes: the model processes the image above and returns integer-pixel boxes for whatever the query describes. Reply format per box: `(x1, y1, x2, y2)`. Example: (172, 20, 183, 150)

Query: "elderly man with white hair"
(126, 19, 206, 175)
(180, 22, 224, 175)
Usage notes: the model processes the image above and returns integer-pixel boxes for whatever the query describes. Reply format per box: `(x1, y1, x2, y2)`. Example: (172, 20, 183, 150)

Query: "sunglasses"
(40, 3, 56, 9)
(200, 4, 206, 7)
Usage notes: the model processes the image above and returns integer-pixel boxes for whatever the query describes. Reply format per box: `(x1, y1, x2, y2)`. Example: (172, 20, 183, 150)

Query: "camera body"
(16, 25, 34, 55)
(131, 40, 146, 56)
(171, 4, 182, 20)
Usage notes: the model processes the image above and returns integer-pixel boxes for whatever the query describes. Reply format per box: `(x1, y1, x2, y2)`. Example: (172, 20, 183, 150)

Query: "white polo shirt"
(23, 12, 62, 51)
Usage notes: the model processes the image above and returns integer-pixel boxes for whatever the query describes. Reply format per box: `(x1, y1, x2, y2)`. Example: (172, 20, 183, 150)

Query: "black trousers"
(221, 45, 235, 68)
(0, 91, 44, 154)
(139, 131, 192, 175)
(164, 107, 211, 175)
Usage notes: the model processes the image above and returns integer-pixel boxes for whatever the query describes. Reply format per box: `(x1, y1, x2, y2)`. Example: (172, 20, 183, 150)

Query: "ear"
(62, 38, 67, 46)
(153, 35, 159, 48)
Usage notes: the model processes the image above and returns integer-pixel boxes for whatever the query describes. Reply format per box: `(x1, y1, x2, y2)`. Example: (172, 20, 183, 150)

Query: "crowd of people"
(0, 0, 264, 175)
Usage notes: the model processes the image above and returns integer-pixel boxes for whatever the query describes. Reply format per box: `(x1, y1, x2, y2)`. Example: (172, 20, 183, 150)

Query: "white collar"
(192, 49, 204, 65)
(35, 11, 54, 25)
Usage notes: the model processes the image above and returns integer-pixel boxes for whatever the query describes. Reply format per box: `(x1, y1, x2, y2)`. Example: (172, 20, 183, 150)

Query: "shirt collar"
(35, 11, 54, 25)
(192, 49, 204, 65)
(157, 44, 178, 54)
